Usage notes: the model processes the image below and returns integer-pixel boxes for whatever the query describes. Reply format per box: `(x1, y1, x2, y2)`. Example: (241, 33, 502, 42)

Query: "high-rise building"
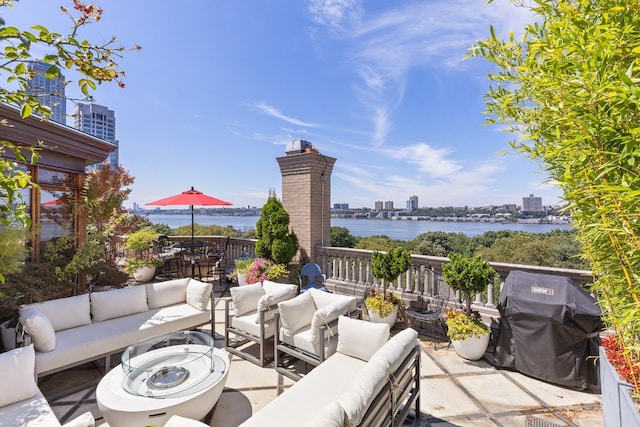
(406, 195, 418, 211)
(522, 194, 543, 212)
(74, 103, 119, 168)
(374, 201, 383, 210)
(333, 203, 349, 210)
(27, 61, 66, 124)
(384, 201, 394, 210)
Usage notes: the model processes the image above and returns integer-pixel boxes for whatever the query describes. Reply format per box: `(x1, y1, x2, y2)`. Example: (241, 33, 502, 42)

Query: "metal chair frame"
(405, 295, 450, 349)
(224, 298, 278, 367)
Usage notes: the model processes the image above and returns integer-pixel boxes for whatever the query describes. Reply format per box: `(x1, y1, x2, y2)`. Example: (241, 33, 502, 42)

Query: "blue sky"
(4, 0, 562, 210)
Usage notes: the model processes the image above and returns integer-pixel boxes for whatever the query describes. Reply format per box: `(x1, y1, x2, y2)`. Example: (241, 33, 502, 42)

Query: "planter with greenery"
(255, 191, 298, 266)
(244, 258, 289, 284)
(365, 247, 411, 325)
(442, 253, 496, 360)
(124, 227, 163, 281)
(234, 258, 254, 286)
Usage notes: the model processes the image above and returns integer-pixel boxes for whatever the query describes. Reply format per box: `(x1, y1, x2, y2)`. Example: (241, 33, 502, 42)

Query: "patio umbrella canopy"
(145, 187, 232, 242)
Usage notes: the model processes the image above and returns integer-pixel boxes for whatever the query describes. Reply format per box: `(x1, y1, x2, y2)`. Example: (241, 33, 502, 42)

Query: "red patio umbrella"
(145, 187, 232, 242)
(42, 199, 61, 206)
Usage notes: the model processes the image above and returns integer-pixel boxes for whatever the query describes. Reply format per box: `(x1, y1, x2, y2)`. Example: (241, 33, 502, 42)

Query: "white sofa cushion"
(230, 283, 264, 317)
(186, 279, 212, 311)
(164, 414, 208, 427)
(0, 389, 61, 426)
(22, 294, 91, 332)
(369, 327, 418, 374)
(0, 344, 39, 407)
(309, 298, 352, 344)
(258, 283, 297, 311)
(90, 286, 149, 322)
(61, 411, 95, 427)
(20, 308, 56, 352)
(336, 357, 388, 426)
(278, 291, 316, 337)
(337, 315, 390, 361)
(146, 278, 190, 309)
(304, 400, 344, 427)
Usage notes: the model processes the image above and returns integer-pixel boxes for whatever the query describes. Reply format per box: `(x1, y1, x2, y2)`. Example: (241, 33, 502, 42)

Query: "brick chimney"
(277, 141, 336, 263)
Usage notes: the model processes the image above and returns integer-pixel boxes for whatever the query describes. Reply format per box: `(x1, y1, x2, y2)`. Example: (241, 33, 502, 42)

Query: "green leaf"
(20, 104, 32, 119)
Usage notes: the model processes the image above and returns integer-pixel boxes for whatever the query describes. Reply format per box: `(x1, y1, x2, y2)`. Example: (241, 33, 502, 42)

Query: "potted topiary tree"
(365, 247, 411, 326)
(124, 227, 163, 282)
(441, 253, 496, 360)
(255, 191, 298, 281)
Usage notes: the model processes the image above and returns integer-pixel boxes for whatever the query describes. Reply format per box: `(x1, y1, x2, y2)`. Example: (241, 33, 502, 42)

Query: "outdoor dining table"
(179, 240, 212, 278)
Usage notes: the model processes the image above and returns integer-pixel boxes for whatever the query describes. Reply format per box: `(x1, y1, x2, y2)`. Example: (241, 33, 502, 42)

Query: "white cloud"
(308, 0, 363, 31)
(247, 101, 320, 128)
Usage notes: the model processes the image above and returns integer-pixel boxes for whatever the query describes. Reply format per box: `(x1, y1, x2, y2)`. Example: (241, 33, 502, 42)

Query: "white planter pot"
(368, 308, 398, 327)
(237, 273, 249, 286)
(451, 333, 490, 360)
(600, 346, 640, 426)
(1, 320, 17, 351)
(133, 265, 157, 282)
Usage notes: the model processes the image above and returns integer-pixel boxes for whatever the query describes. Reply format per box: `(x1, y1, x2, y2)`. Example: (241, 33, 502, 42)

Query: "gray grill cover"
(494, 270, 602, 390)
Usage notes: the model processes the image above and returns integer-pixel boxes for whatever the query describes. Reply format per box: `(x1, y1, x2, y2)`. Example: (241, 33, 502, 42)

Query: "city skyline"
(5, 1, 563, 209)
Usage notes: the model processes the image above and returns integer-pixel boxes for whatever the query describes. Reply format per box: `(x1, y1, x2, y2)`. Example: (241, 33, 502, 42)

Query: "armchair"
(274, 288, 358, 381)
(224, 281, 298, 366)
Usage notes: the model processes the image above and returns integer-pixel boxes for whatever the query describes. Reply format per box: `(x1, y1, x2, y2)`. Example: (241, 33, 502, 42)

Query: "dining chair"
(206, 236, 230, 285)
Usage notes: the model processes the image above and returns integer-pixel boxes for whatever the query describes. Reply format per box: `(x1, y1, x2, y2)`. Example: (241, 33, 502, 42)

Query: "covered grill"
(494, 270, 602, 390)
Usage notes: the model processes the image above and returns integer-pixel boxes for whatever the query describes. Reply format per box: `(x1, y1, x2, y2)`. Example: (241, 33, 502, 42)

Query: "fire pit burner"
(148, 366, 190, 389)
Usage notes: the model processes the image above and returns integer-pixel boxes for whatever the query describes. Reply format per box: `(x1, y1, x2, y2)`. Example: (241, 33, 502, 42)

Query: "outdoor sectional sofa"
(240, 316, 421, 427)
(17, 277, 213, 380)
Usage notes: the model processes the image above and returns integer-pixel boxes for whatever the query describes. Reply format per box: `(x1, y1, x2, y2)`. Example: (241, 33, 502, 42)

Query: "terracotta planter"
(133, 265, 157, 282)
(368, 307, 398, 327)
(451, 333, 490, 360)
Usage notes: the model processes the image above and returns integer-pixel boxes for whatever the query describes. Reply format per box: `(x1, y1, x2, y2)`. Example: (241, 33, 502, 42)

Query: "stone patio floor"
(40, 285, 603, 427)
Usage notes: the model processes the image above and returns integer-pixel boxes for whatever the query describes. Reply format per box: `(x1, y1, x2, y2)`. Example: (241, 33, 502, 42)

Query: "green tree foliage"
(255, 192, 298, 265)
(0, 1, 138, 228)
(172, 223, 243, 238)
(411, 231, 469, 256)
(470, 0, 640, 391)
(370, 247, 411, 299)
(355, 235, 401, 251)
(442, 253, 496, 314)
(330, 226, 358, 248)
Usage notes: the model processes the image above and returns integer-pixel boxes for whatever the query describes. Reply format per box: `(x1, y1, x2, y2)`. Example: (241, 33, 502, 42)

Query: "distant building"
(27, 61, 66, 124)
(384, 201, 394, 210)
(333, 203, 349, 210)
(503, 204, 517, 211)
(522, 194, 543, 212)
(374, 201, 383, 210)
(74, 103, 119, 169)
(406, 195, 418, 211)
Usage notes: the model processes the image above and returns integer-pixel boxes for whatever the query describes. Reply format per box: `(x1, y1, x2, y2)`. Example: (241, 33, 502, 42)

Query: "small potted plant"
(244, 258, 290, 284)
(365, 247, 411, 326)
(442, 253, 496, 360)
(234, 258, 254, 286)
(124, 227, 163, 282)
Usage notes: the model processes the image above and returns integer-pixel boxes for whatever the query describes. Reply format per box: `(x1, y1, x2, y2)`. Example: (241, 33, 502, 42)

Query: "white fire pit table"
(97, 330, 229, 427)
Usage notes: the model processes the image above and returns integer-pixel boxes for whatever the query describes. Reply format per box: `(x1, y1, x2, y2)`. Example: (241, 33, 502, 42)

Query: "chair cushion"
(22, 294, 91, 332)
(369, 327, 418, 374)
(20, 308, 56, 352)
(90, 285, 149, 322)
(337, 315, 390, 361)
(304, 400, 345, 427)
(309, 299, 352, 344)
(61, 411, 95, 427)
(186, 279, 212, 311)
(230, 283, 265, 317)
(257, 285, 296, 312)
(164, 414, 208, 427)
(146, 278, 190, 309)
(336, 357, 388, 426)
(278, 291, 316, 337)
(309, 288, 357, 312)
(0, 344, 39, 407)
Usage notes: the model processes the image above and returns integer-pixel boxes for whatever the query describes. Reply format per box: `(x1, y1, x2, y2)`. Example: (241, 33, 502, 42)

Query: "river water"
(148, 214, 572, 241)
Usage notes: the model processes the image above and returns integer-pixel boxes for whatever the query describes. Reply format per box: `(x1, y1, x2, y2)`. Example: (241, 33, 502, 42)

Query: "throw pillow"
(60, 411, 95, 427)
(22, 294, 91, 332)
(337, 315, 390, 361)
(19, 307, 56, 352)
(309, 298, 351, 344)
(230, 283, 264, 317)
(146, 278, 190, 309)
(90, 285, 149, 322)
(304, 400, 345, 427)
(186, 279, 213, 311)
(0, 344, 39, 407)
(277, 291, 316, 336)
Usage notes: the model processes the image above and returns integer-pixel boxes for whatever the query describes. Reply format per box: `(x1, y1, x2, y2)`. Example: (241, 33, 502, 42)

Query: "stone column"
(277, 150, 336, 264)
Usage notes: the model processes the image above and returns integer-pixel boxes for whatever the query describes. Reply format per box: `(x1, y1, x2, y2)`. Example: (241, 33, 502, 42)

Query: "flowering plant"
(602, 335, 640, 391)
(365, 289, 402, 318)
(245, 258, 289, 284)
(445, 308, 489, 341)
(124, 253, 163, 274)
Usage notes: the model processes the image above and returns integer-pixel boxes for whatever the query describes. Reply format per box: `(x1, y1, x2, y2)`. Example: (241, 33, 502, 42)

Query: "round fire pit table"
(97, 330, 229, 427)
